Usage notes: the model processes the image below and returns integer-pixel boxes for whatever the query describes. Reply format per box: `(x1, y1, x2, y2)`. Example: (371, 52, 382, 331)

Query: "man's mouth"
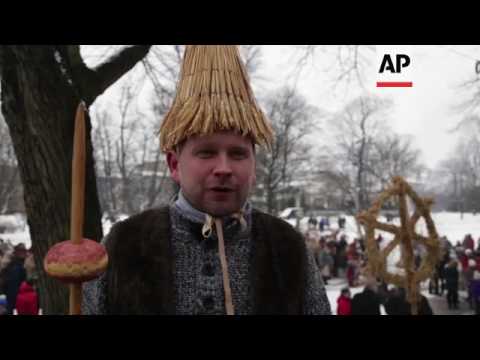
(210, 187, 234, 193)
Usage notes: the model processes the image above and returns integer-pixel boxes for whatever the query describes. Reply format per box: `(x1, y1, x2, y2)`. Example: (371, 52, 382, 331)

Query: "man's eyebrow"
(229, 146, 250, 152)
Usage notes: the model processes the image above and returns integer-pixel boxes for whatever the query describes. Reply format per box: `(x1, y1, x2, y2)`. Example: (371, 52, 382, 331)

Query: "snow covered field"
(292, 211, 480, 247)
(1, 211, 480, 249)
(0, 213, 30, 247)
(0, 213, 130, 248)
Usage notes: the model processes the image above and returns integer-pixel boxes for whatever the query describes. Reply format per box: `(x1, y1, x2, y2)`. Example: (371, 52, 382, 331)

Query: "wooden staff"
(44, 102, 108, 315)
(69, 102, 87, 315)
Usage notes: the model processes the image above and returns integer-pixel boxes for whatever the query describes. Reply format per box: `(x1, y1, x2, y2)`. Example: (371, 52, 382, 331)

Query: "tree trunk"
(353, 189, 364, 238)
(0, 46, 103, 314)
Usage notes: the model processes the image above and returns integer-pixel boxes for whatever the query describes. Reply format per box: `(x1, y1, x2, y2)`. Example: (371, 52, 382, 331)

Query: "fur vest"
(104, 207, 307, 314)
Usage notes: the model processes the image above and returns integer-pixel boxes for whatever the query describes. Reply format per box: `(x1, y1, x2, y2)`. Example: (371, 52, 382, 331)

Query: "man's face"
(167, 131, 256, 217)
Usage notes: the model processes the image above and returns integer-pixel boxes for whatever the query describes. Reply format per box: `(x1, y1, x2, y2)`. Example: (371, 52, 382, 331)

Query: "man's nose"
(213, 154, 233, 177)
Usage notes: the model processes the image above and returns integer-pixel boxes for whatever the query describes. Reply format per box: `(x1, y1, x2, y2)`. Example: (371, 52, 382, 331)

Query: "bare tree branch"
(255, 86, 322, 213)
(289, 45, 375, 93)
(61, 45, 152, 105)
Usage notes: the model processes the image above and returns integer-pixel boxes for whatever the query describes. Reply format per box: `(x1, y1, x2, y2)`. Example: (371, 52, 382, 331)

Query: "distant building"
(251, 170, 346, 215)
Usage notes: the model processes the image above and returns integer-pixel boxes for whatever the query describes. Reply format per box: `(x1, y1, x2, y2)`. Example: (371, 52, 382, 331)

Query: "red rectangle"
(376, 81, 413, 87)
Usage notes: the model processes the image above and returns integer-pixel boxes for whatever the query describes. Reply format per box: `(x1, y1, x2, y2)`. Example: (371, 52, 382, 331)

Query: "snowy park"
(3, 210, 480, 251)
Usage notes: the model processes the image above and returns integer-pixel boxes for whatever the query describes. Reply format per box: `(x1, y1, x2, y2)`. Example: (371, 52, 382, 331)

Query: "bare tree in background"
(256, 86, 321, 214)
(240, 45, 265, 82)
(438, 156, 469, 216)
(438, 69, 480, 212)
(290, 45, 375, 92)
(368, 133, 424, 189)
(114, 80, 142, 215)
(455, 51, 480, 114)
(0, 113, 20, 214)
(323, 96, 425, 235)
(325, 96, 392, 235)
(437, 126, 480, 215)
(82, 45, 264, 103)
(92, 81, 174, 218)
(91, 107, 119, 217)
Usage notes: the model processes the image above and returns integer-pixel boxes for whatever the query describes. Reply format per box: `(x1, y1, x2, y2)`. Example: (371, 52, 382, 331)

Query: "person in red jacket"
(463, 234, 475, 251)
(15, 279, 38, 315)
(336, 287, 352, 315)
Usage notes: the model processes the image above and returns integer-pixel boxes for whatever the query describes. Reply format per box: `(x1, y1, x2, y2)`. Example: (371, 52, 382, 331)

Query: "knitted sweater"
(82, 197, 331, 315)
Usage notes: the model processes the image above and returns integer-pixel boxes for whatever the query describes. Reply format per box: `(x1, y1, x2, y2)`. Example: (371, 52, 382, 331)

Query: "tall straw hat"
(159, 45, 274, 152)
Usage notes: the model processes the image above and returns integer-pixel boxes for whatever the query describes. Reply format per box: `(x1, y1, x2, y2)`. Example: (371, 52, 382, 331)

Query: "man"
(315, 240, 333, 285)
(82, 45, 331, 315)
(304, 217, 320, 252)
(444, 259, 459, 310)
(2, 243, 27, 315)
(384, 287, 433, 315)
(350, 277, 381, 315)
(471, 270, 480, 315)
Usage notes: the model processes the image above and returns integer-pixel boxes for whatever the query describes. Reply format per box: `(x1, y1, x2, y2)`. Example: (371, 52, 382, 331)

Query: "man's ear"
(166, 151, 180, 184)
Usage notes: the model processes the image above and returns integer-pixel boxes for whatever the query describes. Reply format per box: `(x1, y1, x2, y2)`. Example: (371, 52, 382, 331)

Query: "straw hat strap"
(202, 214, 235, 315)
(214, 218, 235, 315)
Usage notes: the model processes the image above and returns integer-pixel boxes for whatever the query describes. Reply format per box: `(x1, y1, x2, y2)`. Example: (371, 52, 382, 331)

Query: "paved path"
(424, 291, 475, 315)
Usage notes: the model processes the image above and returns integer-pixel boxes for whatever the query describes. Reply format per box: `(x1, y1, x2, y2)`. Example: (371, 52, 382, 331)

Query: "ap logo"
(377, 54, 412, 87)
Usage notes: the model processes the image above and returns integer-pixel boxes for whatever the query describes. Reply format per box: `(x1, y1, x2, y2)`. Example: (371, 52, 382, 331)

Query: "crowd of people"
(0, 239, 39, 315)
(303, 215, 480, 315)
(428, 234, 480, 314)
(304, 217, 366, 287)
(334, 276, 434, 315)
(2, 214, 480, 316)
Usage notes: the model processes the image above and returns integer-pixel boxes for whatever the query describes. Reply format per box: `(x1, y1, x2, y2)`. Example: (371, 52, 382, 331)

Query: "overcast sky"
(87, 45, 480, 171)
(257, 45, 480, 170)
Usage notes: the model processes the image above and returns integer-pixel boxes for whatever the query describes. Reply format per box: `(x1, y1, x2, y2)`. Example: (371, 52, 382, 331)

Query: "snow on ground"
(0, 231, 31, 249)
(0, 213, 131, 249)
(101, 214, 129, 235)
(428, 212, 480, 245)
(1, 211, 480, 255)
(0, 213, 30, 248)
